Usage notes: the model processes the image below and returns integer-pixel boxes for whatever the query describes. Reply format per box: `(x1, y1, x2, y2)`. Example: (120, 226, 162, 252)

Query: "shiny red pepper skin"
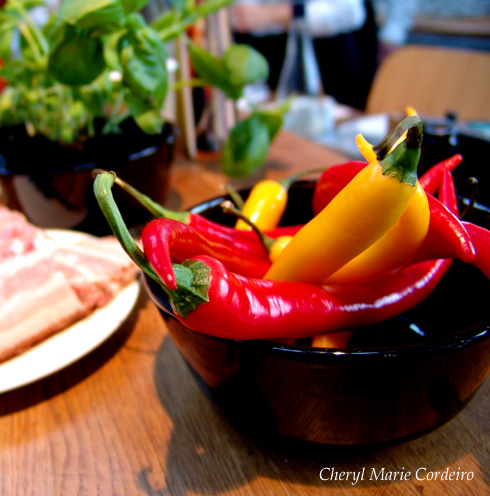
(312, 161, 367, 214)
(462, 222, 490, 279)
(412, 194, 475, 263)
(170, 255, 452, 340)
(418, 154, 463, 195)
(411, 164, 475, 264)
(141, 219, 270, 290)
(187, 212, 303, 258)
(185, 213, 269, 258)
(438, 166, 460, 216)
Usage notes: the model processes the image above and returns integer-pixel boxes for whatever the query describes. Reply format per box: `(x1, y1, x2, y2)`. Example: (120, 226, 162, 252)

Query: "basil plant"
(0, 0, 288, 177)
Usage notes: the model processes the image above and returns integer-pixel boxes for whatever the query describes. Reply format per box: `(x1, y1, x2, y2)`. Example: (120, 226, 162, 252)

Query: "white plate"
(0, 230, 140, 394)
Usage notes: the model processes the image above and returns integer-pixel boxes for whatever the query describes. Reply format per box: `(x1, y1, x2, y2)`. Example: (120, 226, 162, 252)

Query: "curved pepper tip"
(163, 272, 178, 291)
(141, 219, 178, 292)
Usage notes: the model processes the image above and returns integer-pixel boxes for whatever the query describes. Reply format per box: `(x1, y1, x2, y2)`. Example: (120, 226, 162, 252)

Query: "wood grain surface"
(1, 131, 488, 496)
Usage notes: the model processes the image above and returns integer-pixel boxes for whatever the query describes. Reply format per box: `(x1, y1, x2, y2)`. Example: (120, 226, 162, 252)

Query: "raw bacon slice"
(0, 206, 45, 260)
(0, 208, 138, 364)
(0, 249, 88, 363)
(52, 234, 138, 312)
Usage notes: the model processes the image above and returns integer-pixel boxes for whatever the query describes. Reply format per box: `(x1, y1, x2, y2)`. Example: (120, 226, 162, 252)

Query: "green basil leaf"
(118, 14, 168, 107)
(57, 0, 127, 34)
(43, 16, 66, 51)
(48, 25, 105, 86)
(187, 41, 241, 100)
(221, 115, 270, 178)
(103, 31, 125, 71)
(224, 44, 268, 88)
(125, 91, 164, 134)
(0, 21, 16, 61)
(150, 9, 181, 32)
(121, 0, 149, 14)
(79, 83, 108, 117)
(256, 110, 283, 141)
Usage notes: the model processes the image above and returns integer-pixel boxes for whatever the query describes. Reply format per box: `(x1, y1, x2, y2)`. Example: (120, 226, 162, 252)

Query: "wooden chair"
(365, 45, 490, 121)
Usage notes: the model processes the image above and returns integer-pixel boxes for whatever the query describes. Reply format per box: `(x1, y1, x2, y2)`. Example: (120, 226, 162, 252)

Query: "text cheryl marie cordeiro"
(319, 467, 475, 486)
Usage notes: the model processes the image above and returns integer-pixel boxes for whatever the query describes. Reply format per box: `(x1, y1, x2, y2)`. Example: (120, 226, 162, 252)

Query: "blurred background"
(2, 0, 490, 160)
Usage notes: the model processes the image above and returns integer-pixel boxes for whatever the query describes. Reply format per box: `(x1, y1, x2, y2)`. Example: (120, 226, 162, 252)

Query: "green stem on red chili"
(93, 171, 211, 318)
(220, 200, 275, 252)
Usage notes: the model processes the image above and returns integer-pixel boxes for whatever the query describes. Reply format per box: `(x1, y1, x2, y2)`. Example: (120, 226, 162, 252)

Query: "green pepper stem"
(461, 177, 479, 219)
(223, 183, 245, 210)
(379, 118, 423, 186)
(93, 171, 211, 316)
(92, 168, 189, 223)
(93, 172, 170, 292)
(373, 115, 423, 162)
(220, 200, 275, 252)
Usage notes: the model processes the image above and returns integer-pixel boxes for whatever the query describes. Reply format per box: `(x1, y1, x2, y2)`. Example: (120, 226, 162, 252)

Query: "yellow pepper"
(355, 133, 377, 163)
(235, 180, 288, 231)
(326, 182, 430, 284)
(325, 112, 430, 284)
(268, 235, 293, 262)
(265, 117, 423, 285)
(235, 168, 325, 231)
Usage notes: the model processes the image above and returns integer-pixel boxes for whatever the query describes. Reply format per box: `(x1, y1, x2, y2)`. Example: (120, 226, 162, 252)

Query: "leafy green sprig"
(0, 0, 288, 177)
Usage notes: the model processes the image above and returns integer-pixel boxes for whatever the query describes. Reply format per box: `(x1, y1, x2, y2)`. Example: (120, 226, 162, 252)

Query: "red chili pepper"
(141, 218, 270, 290)
(193, 217, 302, 247)
(438, 166, 460, 216)
(462, 222, 490, 279)
(418, 154, 463, 195)
(95, 170, 484, 342)
(312, 160, 367, 215)
(163, 211, 274, 259)
(107, 169, 300, 259)
(164, 255, 452, 341)
(412, 194, 475, 264)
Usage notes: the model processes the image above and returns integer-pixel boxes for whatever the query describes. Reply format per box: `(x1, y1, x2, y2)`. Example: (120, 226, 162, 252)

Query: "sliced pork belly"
(0, 206, 45, 259)
(0, 249, 88, 363)
(52, 235, 138, 312)
(0, 207, 138, 363)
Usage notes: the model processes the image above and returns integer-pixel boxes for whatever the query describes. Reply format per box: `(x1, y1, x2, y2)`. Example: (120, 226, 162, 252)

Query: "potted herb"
(0, 0, 285, 233)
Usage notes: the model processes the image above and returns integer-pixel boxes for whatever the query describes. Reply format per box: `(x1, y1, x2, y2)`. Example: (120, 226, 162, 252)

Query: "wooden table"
(1, 131, 489, 496)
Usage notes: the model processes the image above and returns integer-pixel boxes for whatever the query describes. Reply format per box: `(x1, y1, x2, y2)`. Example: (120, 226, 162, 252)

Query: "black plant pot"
(0, 118, 176, 235)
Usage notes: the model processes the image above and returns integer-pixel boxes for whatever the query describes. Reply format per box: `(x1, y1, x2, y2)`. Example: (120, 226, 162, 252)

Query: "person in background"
(373, 0, 490, 61)
(231, 0, 378, 109)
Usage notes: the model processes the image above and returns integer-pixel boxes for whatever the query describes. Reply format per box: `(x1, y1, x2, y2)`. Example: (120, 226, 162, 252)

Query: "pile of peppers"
(93, 115, 490, 343)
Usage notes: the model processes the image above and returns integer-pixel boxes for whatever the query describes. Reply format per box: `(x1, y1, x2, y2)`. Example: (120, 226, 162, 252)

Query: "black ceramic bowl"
(145, 178, 490, 446)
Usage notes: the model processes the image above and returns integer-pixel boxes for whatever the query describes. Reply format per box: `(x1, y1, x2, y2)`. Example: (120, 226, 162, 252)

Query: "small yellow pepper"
(235, 180, 288, 231)
(268, 235, 293, 262)
(235, 168, 325, 231)
(265, 117, 423, 285)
